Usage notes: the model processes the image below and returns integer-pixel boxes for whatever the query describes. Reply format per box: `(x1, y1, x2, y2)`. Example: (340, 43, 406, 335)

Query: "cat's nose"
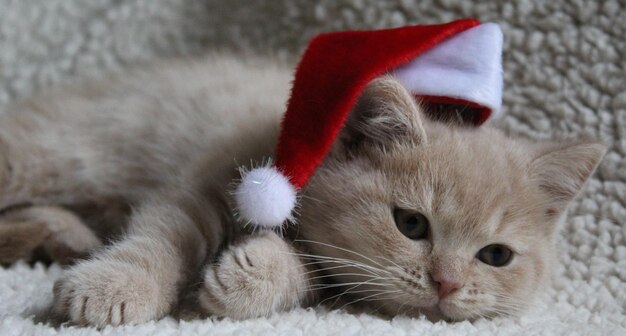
(436, 280, 463, 299)
(430, 256, 465, 299)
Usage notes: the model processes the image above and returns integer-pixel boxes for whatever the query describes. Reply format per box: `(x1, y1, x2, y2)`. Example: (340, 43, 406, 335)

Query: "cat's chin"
(398, 300, 476, 322)
(415, 306, 447, 322)
(434, 300, 487, 322)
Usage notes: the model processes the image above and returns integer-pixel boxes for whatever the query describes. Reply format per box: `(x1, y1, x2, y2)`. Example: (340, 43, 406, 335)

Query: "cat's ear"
(529, 140, 607, 215)
(340, 76, 427, 151)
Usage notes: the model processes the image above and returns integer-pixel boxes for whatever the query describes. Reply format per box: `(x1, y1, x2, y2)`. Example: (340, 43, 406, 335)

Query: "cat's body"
(0, 55, 605, 326)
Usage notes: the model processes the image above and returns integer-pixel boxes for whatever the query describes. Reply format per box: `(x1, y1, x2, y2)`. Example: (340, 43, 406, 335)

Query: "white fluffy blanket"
(0, 1, 624, 335)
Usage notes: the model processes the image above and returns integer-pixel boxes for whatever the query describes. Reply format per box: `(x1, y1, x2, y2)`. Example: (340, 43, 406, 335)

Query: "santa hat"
(234, 19, 503, 229)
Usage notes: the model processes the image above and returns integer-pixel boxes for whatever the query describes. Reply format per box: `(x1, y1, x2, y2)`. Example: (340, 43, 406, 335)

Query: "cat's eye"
(393, 209, 429, 240)
(477, 244, 513, 267)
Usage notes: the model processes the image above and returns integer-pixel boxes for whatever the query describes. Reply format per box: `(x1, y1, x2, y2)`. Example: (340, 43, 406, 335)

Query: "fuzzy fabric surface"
(0, 1, 625, 335)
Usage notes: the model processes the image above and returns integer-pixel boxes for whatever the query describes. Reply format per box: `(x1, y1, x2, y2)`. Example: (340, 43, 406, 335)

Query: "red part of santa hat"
(235, 19, 503, 229)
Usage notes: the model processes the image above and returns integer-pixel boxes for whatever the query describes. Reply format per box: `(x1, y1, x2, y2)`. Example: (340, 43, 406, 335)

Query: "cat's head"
(297, 76, 606, 320)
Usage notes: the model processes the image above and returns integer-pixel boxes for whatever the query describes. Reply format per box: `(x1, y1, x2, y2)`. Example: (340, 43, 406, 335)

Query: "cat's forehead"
(388, 125, 529, 194)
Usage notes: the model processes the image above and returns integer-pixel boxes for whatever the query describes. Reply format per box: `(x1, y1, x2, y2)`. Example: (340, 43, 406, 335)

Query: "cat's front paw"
(53, 259, 171, 327)
(199, 232, 307, 319)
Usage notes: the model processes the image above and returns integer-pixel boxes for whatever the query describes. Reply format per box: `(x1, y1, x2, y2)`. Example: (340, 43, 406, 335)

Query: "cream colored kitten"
(0, 55, 605, 326)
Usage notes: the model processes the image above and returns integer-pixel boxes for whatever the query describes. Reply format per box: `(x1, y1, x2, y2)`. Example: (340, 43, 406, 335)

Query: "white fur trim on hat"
(392, 23, 504, 116)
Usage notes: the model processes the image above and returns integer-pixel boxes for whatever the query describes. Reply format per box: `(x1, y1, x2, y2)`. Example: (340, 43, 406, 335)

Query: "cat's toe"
(199, 232, 306, 319)
(198, 264, 233, 316)
(53, 260, 170, 327)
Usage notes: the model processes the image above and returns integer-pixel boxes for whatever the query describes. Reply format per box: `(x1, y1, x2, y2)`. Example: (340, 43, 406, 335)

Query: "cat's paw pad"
(53, 260, 169, 327)
(199, 232, 304, 319)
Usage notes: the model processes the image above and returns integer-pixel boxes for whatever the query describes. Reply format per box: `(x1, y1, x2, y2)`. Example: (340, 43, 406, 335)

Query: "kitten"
(0, 55, 605, 326)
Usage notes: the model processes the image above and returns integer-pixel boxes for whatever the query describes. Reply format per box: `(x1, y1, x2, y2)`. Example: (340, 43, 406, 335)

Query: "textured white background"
(0, 1, 624, 335)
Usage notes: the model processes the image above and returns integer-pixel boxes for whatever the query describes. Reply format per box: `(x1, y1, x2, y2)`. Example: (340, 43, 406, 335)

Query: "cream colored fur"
(0, 56, 605, 326)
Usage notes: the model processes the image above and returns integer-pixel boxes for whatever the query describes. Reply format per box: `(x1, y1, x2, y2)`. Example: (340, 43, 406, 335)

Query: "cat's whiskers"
(492, 299, 526, 310)
(319, 285, 401, 307)
(393, 295, 412, 316)
(302, 263, 398, 282)
(292, 257, 384, 278)
(303, 281, 396, 298)
(452, 290, 525, 317)
(373, 255, 406, 274)
(284, 251, 391, 276)
(299, 259, 362, 268)
(306, 272, 397, 282)
(280, 240, 419, 310)
(337, 290, 403, 311)
(298, 262, 389, 283)
(306, 277, 397, 290)
(490, 293, 527, 314)
(300, 263, 367, 275)
(308, 273, 402, 308)
(355, 291, 404, 303)
(367, 291, 409, 315)
(451, 278, 527, 316)
(482, 305, 518, 318)
(294, 239, 390, 270)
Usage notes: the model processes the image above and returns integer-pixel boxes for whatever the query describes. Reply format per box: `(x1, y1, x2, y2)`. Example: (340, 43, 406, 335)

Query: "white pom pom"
(234, 166, 297, 229)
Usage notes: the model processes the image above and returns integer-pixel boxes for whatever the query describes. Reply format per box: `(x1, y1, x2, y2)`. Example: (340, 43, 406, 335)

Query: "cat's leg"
(52, 191, 217, 327)
(0, 114, 139, 212)
(0, 132, 72, 210)
(199, 231, 311, 319)
(0, 206, 101, 265)
(0, 138, 8, 193)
